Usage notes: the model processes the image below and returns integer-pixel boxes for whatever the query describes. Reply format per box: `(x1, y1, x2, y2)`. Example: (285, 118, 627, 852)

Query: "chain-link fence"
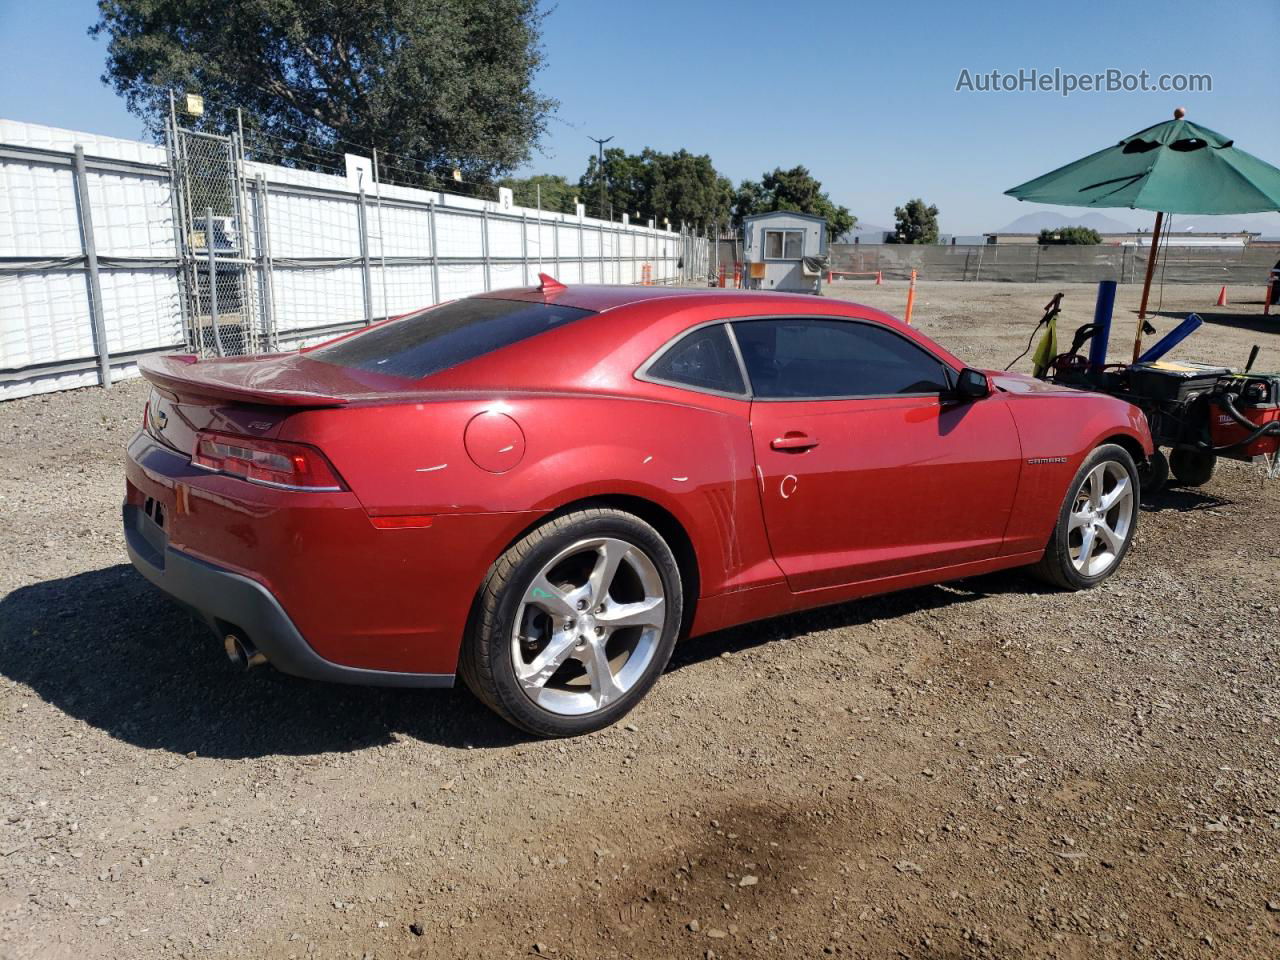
(827, 242, 1278, 285)
(170, 127, 266, 356)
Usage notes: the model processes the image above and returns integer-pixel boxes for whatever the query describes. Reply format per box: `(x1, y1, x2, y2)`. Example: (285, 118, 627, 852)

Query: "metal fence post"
(520, 212, 529, 286)
(481, 207, 492, 291)
(71, 145, 112, 387)
(428, 199, 441, 304)
(372, 148, 389, 319)
(204, 207, 225, 357)
(578, 216, 585, 283)
(553, 216, 560, 274)
(228, 131, 258, 353)
(357, 189, 373, 324)
(253, 175, 278, 351)
(163, 118, 194, 353)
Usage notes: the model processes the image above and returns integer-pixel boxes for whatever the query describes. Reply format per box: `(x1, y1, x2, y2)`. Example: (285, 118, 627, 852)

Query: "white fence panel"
(271, 266, 365, 334)
(0, 270, 94, 368)
(99, 268, 182, 353)
(85, 171, 175, 258)
(0, 161, 80, 256)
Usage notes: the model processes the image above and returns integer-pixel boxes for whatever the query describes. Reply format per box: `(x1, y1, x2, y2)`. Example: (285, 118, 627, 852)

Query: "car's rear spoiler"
(138, 355, 350, 408)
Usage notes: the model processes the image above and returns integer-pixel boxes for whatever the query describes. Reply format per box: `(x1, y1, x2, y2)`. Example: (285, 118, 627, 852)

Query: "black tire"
(1138, 448, 1169, 498)
(1032, 444, 1140, 591)
(458, 508, 683, 737)
(1169, 448, 1216, 487)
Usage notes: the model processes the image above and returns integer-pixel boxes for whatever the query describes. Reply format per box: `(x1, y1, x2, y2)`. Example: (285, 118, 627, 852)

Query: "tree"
(1038, 226, 1102, 245)
(887, 199, 940, 244)
(92, 0, 556, 184)
(578, 148, 733, 229)
(731, 165, 855, 240)
(498, 174, 578, 213)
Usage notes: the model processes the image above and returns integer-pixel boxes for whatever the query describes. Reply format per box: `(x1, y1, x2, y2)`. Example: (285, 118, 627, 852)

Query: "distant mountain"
(994, 210, 1280, 239)
(995, 211, 1136, 234)
(838, 223, 892, 242)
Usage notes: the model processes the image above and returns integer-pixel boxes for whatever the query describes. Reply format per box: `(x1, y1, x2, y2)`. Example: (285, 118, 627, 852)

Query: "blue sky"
(2, 0, 1277, 234)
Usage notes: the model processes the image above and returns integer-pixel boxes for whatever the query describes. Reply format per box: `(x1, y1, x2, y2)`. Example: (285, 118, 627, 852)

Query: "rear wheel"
(1169, 448, 1216, 487)
(1032, 444, 1139, 591)
(459, 508, 683, 737)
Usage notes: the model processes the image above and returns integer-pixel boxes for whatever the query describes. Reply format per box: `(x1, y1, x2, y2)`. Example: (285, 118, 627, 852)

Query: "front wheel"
(1032, 444, 1139, 591)
(458, 508, 683, 737)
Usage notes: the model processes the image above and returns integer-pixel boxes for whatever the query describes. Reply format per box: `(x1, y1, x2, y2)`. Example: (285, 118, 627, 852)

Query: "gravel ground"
(1, 280, 1277, 960)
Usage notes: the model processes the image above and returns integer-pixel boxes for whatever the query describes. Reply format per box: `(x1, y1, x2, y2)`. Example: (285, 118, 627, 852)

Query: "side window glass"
(645, 324, 746, 395)
(732, 318, 950, 398)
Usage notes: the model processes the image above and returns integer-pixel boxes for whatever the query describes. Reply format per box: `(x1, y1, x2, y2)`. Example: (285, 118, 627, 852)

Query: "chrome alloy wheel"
(510, 537, 666, 716)
(1068, 461, 1135, 577)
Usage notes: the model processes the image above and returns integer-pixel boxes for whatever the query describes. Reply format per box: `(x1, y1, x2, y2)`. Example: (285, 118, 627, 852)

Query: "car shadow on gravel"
(0, 564, 527, 758)
(1141, 487, 1231, 512)
(669, 569, 1035, 669)
(2, 563, 1042, 758)
(1148, 308, 1277, 337)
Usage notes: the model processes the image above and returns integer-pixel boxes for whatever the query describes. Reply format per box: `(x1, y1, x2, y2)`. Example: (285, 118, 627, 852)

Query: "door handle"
(770, 433, 819, 452)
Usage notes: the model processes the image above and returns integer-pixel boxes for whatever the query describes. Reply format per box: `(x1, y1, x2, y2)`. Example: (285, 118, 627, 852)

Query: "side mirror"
(955, 367, 990, 401)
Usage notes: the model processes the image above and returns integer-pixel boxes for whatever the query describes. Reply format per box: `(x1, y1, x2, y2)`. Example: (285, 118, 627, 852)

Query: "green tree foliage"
(1037, 226, 1102, 245)
(576, 148, 733, 229)
(887, 198, 940, 244)
(731, 166, 855, 241)
(498, 174, 578, 213)
(92, 0, 556, 183)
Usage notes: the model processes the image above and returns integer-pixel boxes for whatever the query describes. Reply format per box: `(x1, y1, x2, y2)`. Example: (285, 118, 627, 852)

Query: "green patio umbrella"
(1005, 108, 1280, 360)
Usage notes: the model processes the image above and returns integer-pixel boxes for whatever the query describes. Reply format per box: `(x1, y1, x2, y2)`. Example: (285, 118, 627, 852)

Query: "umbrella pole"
(1134, 210, 1164, 361)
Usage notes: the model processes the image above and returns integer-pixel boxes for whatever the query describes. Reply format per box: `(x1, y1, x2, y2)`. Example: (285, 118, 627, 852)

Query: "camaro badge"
(1026, 456, 1068, 464)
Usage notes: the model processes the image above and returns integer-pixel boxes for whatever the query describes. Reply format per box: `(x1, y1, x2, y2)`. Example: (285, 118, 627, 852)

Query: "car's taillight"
(192, 431, 345, 491)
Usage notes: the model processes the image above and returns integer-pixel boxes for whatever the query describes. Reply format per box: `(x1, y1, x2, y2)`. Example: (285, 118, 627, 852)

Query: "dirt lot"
(1, 280, 1277, 960)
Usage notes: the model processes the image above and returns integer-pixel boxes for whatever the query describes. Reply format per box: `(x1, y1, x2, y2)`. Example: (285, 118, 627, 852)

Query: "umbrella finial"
(1173, 106, 1186, 119)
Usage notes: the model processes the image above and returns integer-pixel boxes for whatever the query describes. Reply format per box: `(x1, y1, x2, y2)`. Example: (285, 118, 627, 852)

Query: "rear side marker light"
(192, 431, 346, 492)
(369, 515, 434, 529)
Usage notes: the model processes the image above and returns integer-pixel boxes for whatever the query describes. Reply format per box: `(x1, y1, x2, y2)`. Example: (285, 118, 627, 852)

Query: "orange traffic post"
(718, 264, 726, 288)
(1216, 285, 1228, 306)
(903, 269, 917, 325)
(875, 270, 882, 285)
(1265, 280, 1274, 316)
(733, 263, 742, 288)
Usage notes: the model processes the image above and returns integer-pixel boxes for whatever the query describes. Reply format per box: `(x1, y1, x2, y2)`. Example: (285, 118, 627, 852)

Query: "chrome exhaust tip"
(223, 633, 267, 670)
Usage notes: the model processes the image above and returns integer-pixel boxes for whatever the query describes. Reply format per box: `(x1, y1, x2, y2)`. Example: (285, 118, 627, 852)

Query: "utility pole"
(589, 135, 613, 220)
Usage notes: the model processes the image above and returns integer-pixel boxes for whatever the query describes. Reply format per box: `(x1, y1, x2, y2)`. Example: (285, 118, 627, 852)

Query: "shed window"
(763, 229, 804, 260)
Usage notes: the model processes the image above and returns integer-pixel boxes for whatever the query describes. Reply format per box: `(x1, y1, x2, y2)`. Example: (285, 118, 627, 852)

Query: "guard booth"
(742, 210, 828, 294)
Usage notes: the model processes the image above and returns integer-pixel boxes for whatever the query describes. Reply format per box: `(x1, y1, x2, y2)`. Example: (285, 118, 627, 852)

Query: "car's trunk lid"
(139, 352, 412, 455)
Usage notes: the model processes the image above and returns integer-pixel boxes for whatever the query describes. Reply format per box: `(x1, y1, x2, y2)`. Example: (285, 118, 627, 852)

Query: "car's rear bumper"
(124, 502, 453, 687)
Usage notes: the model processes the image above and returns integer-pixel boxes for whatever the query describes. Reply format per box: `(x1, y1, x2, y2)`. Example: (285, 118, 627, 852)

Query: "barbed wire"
(168, 90, 696, 224)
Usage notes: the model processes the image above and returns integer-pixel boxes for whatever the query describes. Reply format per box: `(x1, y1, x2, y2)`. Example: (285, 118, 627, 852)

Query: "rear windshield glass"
(310, 298, 594, 379)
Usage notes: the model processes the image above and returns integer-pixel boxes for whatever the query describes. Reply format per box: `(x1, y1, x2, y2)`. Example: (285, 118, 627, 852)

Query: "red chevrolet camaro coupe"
(124, 280, 1152, 736)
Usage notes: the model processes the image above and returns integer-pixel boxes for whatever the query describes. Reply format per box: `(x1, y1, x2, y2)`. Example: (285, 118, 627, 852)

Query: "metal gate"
(167, 124, 275, 357)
